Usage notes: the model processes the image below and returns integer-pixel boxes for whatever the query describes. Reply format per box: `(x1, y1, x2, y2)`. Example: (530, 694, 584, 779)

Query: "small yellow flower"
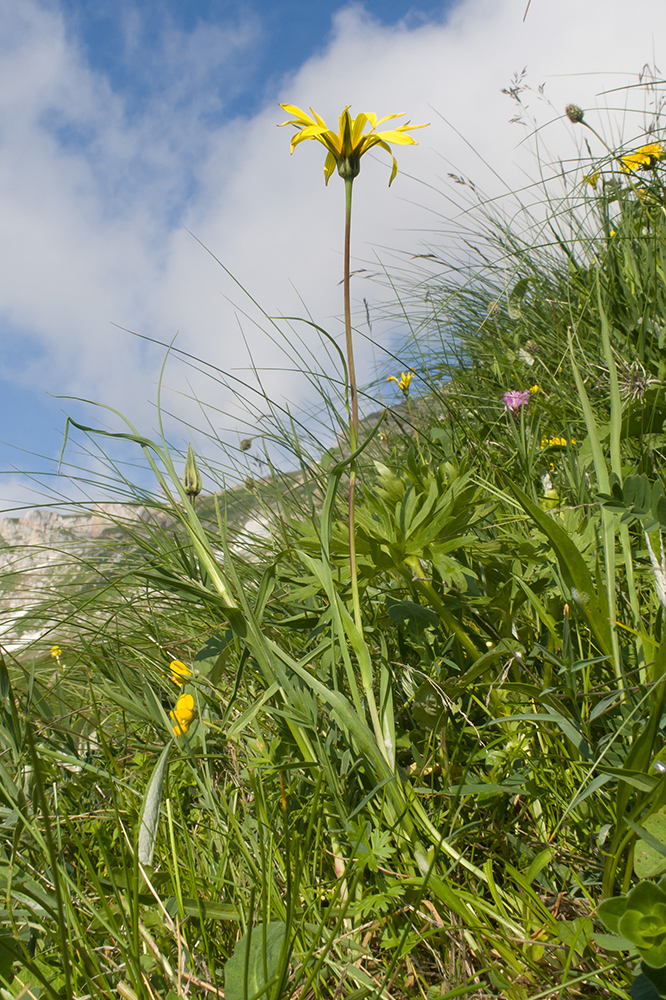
(621, 142, 665, 173)
(170, 693, 196, 737)
(528, 384, 540, 394)
(582, 170, 600, 188)
(540, 435, 577, 449)
(50, 645, 62, 659)
(386, 370, 414, 394)
(169, 659, 191, 686)
(278, 104, 428, 185)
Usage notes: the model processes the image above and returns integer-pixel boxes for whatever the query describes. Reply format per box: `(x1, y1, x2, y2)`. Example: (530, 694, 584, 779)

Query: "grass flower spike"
(170, 692, 195, 737)
(279, 104, 428, 185)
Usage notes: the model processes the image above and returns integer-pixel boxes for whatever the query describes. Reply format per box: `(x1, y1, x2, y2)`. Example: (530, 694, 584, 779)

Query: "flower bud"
(565, 103, 584, 124)
(183, 443, 202, 502)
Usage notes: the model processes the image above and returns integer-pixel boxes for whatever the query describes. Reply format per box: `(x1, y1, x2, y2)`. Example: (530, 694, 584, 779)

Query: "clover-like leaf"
(597, 895, 629, 935)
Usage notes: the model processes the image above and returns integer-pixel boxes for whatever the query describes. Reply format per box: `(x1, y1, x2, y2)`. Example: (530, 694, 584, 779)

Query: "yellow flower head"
(169, 659, 191, 686)
(582, 170, 600, 188)
(386, 370, 414, 394)
(50, 645, 62, 659)
(278, 104, 429, 186)
(621, 142, 665, 173)
(170, 692, 195, 737)
(528, 384, 540, 394)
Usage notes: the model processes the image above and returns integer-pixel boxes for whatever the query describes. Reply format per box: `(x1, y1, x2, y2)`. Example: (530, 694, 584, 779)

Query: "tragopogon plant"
(278, 104, 427, 627)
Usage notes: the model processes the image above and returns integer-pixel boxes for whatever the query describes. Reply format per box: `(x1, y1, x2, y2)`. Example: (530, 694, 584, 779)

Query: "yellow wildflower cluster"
(540, 435, 577, 449)
(170, 693, 195, 737)
(50, 645, 62, 659)
(621, 142, 665, 173)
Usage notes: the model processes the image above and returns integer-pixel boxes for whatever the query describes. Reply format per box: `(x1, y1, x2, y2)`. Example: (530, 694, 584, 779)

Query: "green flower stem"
(343, 176, 362, 633)
(344, 178, 358, 445)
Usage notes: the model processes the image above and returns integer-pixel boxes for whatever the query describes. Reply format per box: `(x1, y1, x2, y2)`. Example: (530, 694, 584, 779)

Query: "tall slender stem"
(343, 177, 358, 447)
(343, 177, 362, 632)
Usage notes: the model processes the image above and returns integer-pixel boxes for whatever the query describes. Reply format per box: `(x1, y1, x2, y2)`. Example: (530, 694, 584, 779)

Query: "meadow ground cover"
(5, 85, 666, 1000)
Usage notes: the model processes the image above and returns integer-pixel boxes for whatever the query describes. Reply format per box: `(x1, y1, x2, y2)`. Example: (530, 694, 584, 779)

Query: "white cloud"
(1, 0, 666, 506)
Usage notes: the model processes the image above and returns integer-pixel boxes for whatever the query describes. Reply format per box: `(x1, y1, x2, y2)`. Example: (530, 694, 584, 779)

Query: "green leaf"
(633, 809, 666, 878)
(593, 931, 635, 951)
(165, 897, 240, 921)
(632, 972, 662, 1000)
(0, 933, 20, 985)
(412, 680, 446, 732)
(138, 744, 171, 867)
(194, 632, 231, 684)
(554, 917, 593, 955)
(508, 277, 530, 319)
(385, 597, 438, 634)
(503, 479, 612, 656)
(597, 895, 629, 934)
(224, 922, 287, 1000)
(641, 962, 666, 998)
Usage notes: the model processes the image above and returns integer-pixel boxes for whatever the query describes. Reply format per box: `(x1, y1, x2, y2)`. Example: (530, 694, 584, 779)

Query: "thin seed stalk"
(343, 176, 362, 632)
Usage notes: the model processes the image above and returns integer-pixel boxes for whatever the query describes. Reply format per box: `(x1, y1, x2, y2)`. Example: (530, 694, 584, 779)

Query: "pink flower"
(503, 390, 531, 414)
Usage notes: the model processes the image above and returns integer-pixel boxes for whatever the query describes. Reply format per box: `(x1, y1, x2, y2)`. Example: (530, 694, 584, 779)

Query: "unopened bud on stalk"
(240, 438, 252, 452)
(183, 443, 202, 502)
(565, 103, 585, 124)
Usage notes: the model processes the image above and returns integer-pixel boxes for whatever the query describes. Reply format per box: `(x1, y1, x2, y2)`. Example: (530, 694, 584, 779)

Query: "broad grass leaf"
(567, 773, 613, 813)
(165, 897, 240, 920)
(138, 744, 171, 867)
(224, 921, 286, 1000)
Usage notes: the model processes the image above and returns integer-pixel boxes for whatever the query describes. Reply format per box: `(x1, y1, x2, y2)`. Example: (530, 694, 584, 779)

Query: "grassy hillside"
(4, 98, 666, 999)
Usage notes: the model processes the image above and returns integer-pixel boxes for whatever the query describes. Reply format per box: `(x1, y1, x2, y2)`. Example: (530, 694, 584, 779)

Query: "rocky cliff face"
(0, 504, 173, 652)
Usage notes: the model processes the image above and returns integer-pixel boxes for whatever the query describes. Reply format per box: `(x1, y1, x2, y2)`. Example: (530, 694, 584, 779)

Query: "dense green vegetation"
(5, 96, 666, 999)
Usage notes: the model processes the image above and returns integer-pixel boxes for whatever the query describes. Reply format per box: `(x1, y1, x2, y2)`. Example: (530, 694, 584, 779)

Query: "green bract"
(598, 879, 666, 968)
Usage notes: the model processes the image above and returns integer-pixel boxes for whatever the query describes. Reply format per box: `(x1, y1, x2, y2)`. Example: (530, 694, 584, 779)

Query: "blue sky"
(1, 0, 666, 511)
(59, 0, 457, 120)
